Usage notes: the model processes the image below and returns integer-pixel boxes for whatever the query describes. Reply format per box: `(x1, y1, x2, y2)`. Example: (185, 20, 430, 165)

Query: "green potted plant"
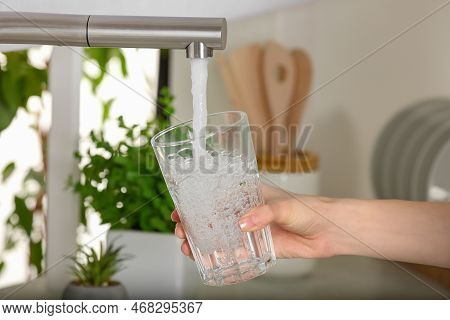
(63, 243, 128, 300)
(70, 88, 197, 298)
(0, 47, 128, 282)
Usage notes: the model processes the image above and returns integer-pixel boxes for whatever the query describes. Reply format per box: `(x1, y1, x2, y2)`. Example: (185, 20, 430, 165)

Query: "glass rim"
(151, 110, 248, 148)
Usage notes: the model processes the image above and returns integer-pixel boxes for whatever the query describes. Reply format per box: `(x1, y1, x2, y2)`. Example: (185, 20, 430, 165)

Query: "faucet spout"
(186, 42, 213, 59)
(0, 12, 227, 57)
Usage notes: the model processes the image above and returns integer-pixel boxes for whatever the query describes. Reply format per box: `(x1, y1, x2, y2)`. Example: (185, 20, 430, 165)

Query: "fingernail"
(239, 215, 256, 231)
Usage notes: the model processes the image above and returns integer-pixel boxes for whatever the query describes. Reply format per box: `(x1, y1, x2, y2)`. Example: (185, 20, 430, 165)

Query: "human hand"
(173, 183, 450, 268)
(238, 184, 338, 259)
(171, 183, 338, 260)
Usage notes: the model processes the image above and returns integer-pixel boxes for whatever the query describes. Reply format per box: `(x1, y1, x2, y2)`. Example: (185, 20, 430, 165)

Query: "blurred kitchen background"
(0, 0, 449, 299)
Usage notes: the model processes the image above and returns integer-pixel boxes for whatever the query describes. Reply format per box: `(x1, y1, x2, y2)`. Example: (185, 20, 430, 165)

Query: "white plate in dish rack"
(372, 107, 409, 198)
(377, 99, 449, 199)
(412, 117, 450, 201)
(427, 140, 450, 201)
(396, 102, 450, 200)
(372, 102, 423, 198)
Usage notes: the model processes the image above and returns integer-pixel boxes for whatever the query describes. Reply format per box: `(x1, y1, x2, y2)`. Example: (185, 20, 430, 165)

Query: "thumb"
(239, 200, 297, 232)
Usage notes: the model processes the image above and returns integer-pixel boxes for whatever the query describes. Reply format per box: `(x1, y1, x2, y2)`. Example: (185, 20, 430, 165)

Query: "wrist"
(321, 198, 370, 257)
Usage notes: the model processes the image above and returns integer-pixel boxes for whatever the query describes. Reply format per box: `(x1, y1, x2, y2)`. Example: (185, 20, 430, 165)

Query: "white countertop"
(195, 256, 448, 299)
(1, 256, 448, 300)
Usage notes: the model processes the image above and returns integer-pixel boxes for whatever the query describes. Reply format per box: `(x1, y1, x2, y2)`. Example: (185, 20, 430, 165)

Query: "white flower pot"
(62, 282, 128, 300)
(261, 170, 319, 196)
(258, 151, 320, 278)
(107, 230, 199, 299)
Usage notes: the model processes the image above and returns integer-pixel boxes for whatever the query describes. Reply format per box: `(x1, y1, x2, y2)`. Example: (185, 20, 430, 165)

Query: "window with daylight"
(0, 46, 160, 289)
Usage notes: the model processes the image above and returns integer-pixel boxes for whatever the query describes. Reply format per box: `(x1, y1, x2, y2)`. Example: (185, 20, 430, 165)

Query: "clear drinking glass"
(151, 111, 276, 286)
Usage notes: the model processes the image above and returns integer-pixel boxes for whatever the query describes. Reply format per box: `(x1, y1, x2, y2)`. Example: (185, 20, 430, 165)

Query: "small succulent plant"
(71, 243, 128, 287)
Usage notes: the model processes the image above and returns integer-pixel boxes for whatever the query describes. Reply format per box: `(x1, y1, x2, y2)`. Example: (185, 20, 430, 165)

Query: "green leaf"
(83, 48, 128, 94)
(5, 236, 16, 250)
(0, 50, 48, 133)
(116, 49, 128, 77)
(0, 97, 19, 132)
(79, 197, 87, 225)
(117, 116, 126, 129)
(0, 260, 4, 274)
(13, 196, 33, 236)
(24, 168, 45, 187)
(30, 240, 43, 274)
(101, 98, 115, 124)
(1, 162, 15, 182)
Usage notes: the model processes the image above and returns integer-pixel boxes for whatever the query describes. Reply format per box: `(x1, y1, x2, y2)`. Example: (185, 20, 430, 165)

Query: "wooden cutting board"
(216, 54, 243, 109)
(227, 44, 271, 154)
(262, 41, 296, 127)
(227, 44, 270, 127)
(289, 49, 312, 149)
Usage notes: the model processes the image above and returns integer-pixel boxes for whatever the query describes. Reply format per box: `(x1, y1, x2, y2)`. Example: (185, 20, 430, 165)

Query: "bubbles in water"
(166, 152, 262, 254)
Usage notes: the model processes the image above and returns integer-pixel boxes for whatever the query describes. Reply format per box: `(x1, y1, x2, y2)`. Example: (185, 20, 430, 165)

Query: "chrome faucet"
(0, 12, 227, 58)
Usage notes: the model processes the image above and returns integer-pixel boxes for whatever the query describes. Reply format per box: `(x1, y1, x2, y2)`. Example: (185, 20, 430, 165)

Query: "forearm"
(326, 199, 450, 268)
